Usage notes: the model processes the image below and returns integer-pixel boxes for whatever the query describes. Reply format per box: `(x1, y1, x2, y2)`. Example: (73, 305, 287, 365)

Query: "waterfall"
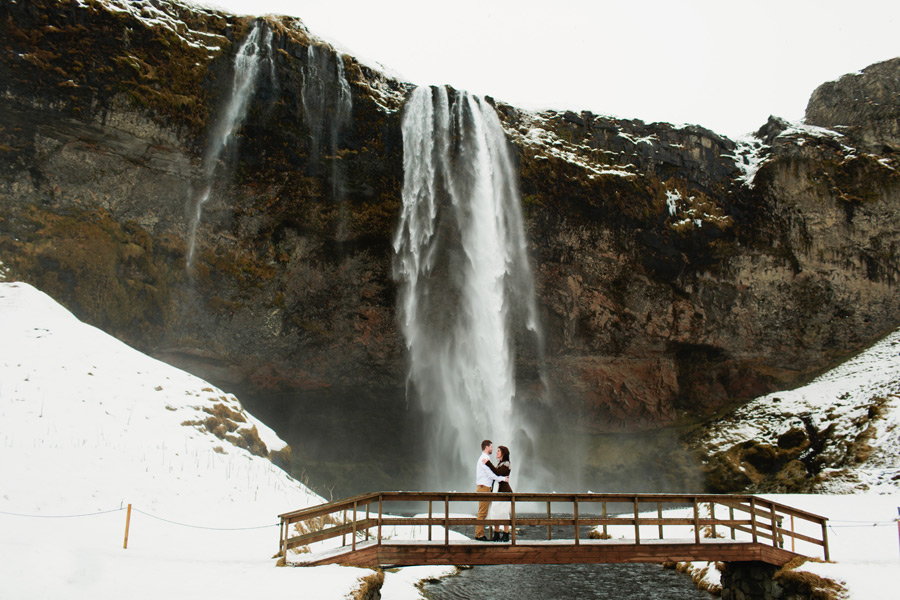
(393, 86, 545, 491)
(300, 44, 353, 240)
(186, 22, 270, 272)
(300, 44, 352, 170)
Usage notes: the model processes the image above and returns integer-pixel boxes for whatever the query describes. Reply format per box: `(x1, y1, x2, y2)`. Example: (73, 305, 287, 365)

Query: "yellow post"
(123, 504, 132, 549)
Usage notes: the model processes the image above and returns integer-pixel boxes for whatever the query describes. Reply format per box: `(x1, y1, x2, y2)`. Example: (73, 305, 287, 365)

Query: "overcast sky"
(194, 0, 900, 139)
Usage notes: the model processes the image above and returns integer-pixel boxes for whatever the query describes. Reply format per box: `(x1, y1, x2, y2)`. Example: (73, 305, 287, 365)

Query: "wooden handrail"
(278, 491, 830, 561)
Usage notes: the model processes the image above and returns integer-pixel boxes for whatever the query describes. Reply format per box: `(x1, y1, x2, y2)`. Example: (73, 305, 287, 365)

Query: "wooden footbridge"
(278, 492, 829, 568)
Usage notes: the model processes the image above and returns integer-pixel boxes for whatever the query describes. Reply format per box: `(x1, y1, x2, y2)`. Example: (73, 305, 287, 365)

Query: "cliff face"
(805, 57, 900, 154)
(2, 0, 899, 461)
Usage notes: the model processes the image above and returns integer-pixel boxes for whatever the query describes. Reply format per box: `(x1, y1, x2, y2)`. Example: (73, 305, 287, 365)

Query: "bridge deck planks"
(293, 538, 801, 568)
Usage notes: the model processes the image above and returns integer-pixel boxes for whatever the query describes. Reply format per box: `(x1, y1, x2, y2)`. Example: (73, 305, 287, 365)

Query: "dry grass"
(290, 513, 343, 554)
(182, 402, 269, 458)
(774, 557, 845, 600)
(349, 570, 384, 600)
(670, 561, 723, 595)
(588, 529, 612, 539)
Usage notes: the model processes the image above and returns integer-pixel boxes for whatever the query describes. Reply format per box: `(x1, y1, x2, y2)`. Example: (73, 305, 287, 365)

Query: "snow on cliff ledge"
(0, 282, 377, 599)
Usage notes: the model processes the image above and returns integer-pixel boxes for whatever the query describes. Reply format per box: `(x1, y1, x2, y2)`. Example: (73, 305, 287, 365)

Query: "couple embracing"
(474, 439, 513, 542)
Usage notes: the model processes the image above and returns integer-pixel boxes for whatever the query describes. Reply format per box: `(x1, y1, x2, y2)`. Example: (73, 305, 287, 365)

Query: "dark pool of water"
(422, 517, 713, 600)
(423, 563, 712, 600)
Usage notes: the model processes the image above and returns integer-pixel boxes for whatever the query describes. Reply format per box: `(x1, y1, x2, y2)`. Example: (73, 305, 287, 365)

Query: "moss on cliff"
(0, 0, 253, 135)
(0, 204, 181, 345)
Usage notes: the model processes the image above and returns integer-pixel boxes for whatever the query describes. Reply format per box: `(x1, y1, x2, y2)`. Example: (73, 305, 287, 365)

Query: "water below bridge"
(423, 563, 712, 600)
(422, 515, 712, 600)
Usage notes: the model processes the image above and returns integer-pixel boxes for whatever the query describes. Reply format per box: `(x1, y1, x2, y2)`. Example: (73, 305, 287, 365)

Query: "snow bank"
(696, 327, 900, 494)
(0, 282, 430, 598)
(595, 493, 899, 599)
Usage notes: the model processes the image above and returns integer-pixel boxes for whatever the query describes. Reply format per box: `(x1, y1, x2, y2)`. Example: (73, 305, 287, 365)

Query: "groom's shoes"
(474, 536, 489, 542)
(491, 531, 501, 541)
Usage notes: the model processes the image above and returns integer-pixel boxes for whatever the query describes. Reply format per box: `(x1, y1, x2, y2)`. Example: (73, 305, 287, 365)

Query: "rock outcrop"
(806, 57, 900, 153)
(2, 0, 900, 491)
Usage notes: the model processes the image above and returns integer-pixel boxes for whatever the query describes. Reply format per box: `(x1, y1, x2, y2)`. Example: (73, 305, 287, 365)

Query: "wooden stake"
(123, 503, 132, 549)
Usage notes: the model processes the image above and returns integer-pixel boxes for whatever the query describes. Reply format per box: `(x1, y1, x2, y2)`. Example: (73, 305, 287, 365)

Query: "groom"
(475, 439, 508, 542)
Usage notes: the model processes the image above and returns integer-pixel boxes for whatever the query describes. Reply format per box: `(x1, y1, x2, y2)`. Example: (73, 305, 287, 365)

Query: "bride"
(487, 445, 512, 542)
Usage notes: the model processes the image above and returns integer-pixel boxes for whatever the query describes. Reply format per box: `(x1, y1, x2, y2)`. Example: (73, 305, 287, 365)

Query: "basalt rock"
(2, 0, 900, 452)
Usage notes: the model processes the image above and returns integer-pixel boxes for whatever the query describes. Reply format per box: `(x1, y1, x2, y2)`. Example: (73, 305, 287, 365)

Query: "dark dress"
(486, 460, 512, 493)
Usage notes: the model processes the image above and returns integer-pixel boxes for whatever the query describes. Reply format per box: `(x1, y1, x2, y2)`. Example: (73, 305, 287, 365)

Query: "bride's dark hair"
(498, 445, 510, 463)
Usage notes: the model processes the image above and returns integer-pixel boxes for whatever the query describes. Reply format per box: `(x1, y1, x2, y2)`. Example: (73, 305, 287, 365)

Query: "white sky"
(193, 0, 900, 138)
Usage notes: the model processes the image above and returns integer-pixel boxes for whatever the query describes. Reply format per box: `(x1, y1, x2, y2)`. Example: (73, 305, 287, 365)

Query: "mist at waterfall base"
(185, 21, 272, 272)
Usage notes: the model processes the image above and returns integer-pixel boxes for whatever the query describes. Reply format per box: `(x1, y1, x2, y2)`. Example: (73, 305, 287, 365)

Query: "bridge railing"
(278, 492, 829, 561)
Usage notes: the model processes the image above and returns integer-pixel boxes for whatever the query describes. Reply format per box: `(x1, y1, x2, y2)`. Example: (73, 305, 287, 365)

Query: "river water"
(422, 516, 713, 600)
(423, 563, 712, 600)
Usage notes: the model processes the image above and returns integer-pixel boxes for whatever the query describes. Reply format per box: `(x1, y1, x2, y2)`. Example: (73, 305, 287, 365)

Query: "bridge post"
(352, 501, 357, 551)
(770, 501, 779, 548)
(657, 502, 663, 539)
(377, 494, 383, 546)
(365, 502, 370, 541)
(573, 496, 579, 546)
(602, 501, 608, 539)
(729, 505, 736, 540)
(692, 498, 700, 544)
(511, 495, 517, 546)
(750, 497, 758, 544)
(821, 519, 830, 561)
(444, 495, 449, 545)
(342, 509, 347, 547)
(546, 501, 551, 540)
(633, 497, 640, 544)
(710, 501, 717, 539)
(428, 500, 433, 542)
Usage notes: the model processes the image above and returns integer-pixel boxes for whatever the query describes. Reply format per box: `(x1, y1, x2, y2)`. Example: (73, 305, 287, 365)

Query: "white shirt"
(476, 452, 506, 488)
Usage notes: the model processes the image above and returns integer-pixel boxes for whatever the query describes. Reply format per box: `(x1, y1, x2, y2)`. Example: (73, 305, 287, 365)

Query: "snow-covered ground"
(662, 492, 900, 599)
(696, 327, 900, 493)
(0, 282, 444, 599)
(680, 324, 900, 597)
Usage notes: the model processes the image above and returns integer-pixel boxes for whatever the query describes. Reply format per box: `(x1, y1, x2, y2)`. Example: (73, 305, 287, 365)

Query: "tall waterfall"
(186, 22, 270, 271)
(394, 86, 545, 491)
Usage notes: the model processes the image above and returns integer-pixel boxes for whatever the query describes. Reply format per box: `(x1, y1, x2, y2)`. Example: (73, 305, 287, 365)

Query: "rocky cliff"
(2, 0, 899, 492)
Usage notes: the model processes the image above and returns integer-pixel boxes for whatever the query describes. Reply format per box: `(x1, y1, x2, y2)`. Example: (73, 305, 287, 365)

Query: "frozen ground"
(0, 282, 444, 599)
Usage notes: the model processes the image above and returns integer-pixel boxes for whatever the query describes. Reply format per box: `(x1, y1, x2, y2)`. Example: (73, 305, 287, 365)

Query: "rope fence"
(1, 504, 280, 548)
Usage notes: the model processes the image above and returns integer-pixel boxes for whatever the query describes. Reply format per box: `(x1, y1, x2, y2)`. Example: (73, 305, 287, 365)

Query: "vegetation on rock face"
(0, 204, 182, 345)
(0, 0, 246, 134)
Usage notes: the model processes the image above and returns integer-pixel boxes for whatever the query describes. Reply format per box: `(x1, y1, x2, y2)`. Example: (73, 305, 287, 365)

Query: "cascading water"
(301, 44, 352, 165)
(300, 44, 353, 237)
(393, 85, 545, 491)
(186, 22, 270, 272)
